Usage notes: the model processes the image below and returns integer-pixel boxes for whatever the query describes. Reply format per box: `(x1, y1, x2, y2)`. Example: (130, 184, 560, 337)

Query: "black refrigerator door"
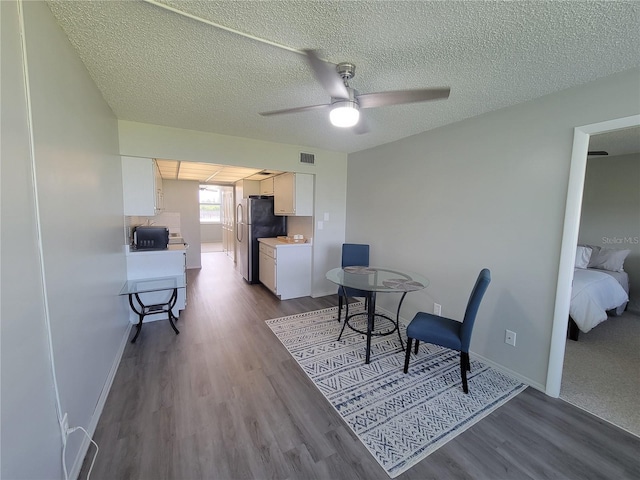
(246, 198, 287, 284)
(248, 197, 285, 228)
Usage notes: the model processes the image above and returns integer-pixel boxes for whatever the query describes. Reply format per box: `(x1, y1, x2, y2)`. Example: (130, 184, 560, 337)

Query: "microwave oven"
(132, 226, 169, 250)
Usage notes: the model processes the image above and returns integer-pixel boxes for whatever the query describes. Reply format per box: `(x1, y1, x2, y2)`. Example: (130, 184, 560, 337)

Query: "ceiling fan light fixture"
(329, 101, 360, 128)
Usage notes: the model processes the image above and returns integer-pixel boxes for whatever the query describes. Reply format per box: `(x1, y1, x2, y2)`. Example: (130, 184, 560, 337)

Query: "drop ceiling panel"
(155, 159, 267, 183)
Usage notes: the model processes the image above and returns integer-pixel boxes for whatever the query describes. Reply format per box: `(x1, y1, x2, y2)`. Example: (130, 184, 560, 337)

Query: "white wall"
(201, 223, 223, 243)
(288, 216, 314, 241)
(1, 2, 129, 478)
(347, 68, 640, 390)
(162, 179, 202, 268)
(578, 153, 640, 313)
(118, 121, 349, 296)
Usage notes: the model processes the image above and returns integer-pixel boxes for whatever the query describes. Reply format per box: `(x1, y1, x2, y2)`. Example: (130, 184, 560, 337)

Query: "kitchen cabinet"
(124, 245, 187, 323)
(234, 179, 260, 202)
(154, 160, 164, 212)
(258, 238, 311, 300)
(273, 172, 313, 216)
(259, 242, 277, 293)
(122, 156, 163, 216)
(260, 177, 275, 196)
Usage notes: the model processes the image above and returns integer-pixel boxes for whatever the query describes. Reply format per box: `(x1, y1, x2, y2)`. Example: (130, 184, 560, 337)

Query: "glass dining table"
(119, 275, 186, 343)
(326, 266, 429, 363)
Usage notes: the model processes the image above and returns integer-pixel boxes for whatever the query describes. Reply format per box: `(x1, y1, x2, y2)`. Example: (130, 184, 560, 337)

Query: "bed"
(568, 245, 630, 340)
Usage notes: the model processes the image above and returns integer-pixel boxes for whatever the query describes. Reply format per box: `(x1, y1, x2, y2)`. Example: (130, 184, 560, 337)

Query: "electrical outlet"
(433, 303, 442, 316)
(505, 330, 517, 346)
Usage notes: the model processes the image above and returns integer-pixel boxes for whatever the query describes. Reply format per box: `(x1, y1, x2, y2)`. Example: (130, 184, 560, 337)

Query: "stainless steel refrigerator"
(236, 196, 287, 283)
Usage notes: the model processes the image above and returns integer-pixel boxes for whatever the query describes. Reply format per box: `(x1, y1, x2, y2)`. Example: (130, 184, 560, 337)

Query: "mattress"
(570, 268, 629, 333)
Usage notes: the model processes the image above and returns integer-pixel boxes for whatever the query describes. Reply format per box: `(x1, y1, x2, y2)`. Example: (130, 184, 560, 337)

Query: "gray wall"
(578, 153, 640, 313)
(163, 179, 202, 268)
(1, 2, 60, 476)
(1, 2, 129, 478)
(347, 68, 640, 389)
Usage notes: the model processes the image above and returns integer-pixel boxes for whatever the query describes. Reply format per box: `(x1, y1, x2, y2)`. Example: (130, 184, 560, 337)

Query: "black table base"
(128, 288, 180, 343)
(337, 290, 407, 363)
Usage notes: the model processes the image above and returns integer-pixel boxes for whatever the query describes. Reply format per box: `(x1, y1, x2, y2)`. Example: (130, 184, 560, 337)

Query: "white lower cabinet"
(259, 243, 277, 293)
(259, 239, 311, 300)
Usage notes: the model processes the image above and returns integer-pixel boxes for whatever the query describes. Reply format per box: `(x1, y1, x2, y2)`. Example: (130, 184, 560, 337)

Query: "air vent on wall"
(300, 152, 315, 165)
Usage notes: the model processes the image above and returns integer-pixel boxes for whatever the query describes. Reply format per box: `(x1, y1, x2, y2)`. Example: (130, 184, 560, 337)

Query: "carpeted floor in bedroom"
(561, 310, 640, 436)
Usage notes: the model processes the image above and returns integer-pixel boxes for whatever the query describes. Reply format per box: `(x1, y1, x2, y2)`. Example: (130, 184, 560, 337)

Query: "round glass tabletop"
(326, 266, 429, 293)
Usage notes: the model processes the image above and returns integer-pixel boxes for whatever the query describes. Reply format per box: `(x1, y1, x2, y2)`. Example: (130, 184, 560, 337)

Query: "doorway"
(546, 114, 640, 399)
(559, 126, 640, 435)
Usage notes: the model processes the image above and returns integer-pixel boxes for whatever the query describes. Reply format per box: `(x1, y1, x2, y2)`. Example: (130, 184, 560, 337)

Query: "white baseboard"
(312, 288, 338, 298)
(68, 323, 132, 479)
(375, 305, 544, 393)
(470, 351, 544, 393)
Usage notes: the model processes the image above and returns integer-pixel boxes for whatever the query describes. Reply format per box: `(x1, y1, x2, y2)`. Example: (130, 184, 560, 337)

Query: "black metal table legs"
(338, 291, 407, 364)
(128, 288, 180, 343)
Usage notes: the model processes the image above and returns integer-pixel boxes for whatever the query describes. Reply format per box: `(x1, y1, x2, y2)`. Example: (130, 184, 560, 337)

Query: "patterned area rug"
(266, 304, 527, 478)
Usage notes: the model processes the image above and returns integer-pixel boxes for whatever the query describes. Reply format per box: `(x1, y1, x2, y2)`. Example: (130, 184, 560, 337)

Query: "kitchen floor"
(201, 242, 223, 253)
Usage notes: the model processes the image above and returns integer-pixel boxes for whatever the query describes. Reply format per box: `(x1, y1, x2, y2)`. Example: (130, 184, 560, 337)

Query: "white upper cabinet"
(260, 177, 275, 196)
(273, 172, 313, 216)
(235, 179, 260, 201)
(122, 156, 163, 216)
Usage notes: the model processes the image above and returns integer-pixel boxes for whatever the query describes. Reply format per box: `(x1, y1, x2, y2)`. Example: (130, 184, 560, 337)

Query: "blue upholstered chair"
(403, 268, 491, 394)
(338, 243, 370, 321)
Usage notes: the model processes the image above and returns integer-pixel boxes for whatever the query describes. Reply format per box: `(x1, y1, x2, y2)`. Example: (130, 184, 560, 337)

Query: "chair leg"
(414, 339, 420, 354)
(460, 352, 469, 394)
(338, 293, 343, 322)
(403, 337, 413, 373)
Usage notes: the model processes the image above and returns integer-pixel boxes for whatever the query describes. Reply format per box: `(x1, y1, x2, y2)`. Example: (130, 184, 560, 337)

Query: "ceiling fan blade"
(357, 88, 450, 109)
(353, 116, 370, 135)
(259, 103, 329, 117)
(587, 151, 609, 156)
(303, 49, 349, 100)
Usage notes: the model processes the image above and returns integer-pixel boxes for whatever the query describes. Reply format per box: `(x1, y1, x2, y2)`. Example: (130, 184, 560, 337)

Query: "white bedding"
(570, 268, 629, 333)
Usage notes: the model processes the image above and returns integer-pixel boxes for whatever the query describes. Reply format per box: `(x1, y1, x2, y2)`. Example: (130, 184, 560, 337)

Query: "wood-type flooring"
(80, 252, 640, 479)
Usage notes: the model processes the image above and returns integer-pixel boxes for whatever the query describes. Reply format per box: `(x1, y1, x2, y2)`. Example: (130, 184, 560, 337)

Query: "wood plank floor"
(80, 253, 640, 479)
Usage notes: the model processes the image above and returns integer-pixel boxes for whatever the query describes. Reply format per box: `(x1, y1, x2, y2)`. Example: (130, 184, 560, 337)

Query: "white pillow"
(585, 245, 602, 268)
(589, 248, 630, 272)
(575, 246, 592, 269)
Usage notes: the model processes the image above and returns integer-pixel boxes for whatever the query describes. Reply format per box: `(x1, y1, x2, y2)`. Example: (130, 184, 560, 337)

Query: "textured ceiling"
(46, 1, 639, 155)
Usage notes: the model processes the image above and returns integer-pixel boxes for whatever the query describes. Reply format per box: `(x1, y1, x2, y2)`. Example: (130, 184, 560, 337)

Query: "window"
(199, 185, 221, 223)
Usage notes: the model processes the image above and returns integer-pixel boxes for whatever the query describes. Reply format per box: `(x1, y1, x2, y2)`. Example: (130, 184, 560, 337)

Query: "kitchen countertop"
(125, 244, 187, 255)
(258, 237, 311, 248)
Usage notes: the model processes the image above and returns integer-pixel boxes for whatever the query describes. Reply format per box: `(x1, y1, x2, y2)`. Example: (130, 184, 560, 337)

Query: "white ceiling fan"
(259, 50, 451, 134)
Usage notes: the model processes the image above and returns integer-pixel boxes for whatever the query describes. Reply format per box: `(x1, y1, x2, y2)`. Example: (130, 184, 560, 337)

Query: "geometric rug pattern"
(266, 304, 527, 477)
